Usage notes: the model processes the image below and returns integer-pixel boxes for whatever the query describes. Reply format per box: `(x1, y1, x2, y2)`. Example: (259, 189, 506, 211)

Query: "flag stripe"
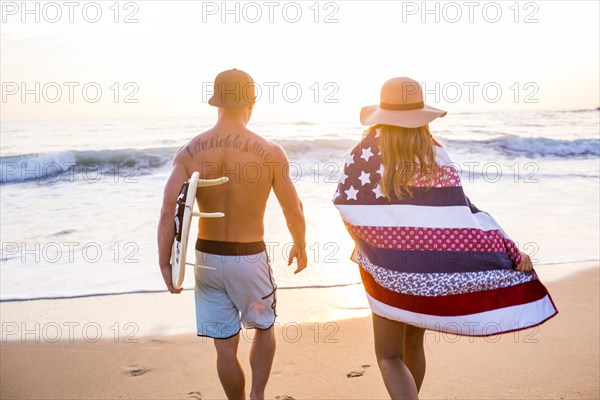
(433, 146, 453, 166)
(347, 225, 508, 252)
(355, 237, 514, 273)
(354, 247, 533, 296)
(337, 204, 509, 235)
(366, 293, 558, 336)
(360, 267, 549, 316)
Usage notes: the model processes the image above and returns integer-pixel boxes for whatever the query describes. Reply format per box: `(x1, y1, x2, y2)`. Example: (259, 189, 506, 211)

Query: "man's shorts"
(194, 239, 277, 339)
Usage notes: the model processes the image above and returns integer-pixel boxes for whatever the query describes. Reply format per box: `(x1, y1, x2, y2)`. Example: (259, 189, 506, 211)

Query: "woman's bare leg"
(372, 313, 419, 400)
(404, 324, 426, 392)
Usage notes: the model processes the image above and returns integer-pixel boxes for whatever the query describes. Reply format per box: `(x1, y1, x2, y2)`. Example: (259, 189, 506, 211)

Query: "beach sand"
(1, 264, 598, 400)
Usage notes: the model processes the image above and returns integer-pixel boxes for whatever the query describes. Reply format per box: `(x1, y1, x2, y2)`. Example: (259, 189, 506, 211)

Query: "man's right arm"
(157, 149, 190, 293)
(271, 145, 307, 274)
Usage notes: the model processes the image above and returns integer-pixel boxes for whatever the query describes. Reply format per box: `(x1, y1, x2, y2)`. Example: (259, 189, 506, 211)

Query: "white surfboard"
(171, 172, 228, 289)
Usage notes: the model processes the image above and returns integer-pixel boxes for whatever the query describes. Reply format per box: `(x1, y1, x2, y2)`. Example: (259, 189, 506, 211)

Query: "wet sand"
(1, 265, 598, 399)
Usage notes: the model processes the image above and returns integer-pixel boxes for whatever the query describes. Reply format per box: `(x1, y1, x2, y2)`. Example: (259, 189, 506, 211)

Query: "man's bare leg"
(214, 334, 246, 400)
(404, 324, 426, 392)
(372, 314, 419, 400)
(249, 326, 276, 400)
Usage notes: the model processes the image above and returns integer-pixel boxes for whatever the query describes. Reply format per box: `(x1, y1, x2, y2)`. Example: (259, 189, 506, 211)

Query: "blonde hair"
(367, 124, 439, 201)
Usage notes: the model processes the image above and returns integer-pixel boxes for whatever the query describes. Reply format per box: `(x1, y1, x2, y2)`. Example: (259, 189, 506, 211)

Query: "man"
(157, 69, 307, 400)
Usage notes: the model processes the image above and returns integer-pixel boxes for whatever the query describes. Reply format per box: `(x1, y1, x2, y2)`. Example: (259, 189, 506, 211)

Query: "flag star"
(377, 164, 384, 176)
(345, 154, 355, 167)
(345, 186, 359, 201)
(358, 171, 371, 186)
(361, 147, 374, 162)
(375, 128, 381, 138)
(340, 170, 348, 184)
(373, 184, 384, 199)
(333, 189, 341, 200)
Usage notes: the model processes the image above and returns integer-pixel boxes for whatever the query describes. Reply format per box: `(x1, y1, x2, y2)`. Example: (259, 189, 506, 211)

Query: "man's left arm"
(157, 151, 189, 293)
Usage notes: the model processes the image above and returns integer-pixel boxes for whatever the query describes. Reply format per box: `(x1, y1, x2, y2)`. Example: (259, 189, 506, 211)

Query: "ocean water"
(1, 110, 599, 301)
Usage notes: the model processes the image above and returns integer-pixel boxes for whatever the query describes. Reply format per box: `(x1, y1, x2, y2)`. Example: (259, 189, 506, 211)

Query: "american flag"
(333, 129, 557, 336)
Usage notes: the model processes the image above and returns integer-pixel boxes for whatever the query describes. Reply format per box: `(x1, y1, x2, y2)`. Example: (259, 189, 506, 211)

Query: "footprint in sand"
(347, 364, 371, 378)
(347, 371, 365, 378)
(275, 396, 295, 400)
(127, 365, 148, 377)
(187, 391, 202, 400)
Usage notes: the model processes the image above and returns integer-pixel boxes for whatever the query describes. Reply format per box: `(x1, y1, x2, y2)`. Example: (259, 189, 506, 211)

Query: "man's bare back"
(178, 126, 283, 243)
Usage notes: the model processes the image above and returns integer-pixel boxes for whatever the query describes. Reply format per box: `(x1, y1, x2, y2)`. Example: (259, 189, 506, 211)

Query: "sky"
(1, 0, 599, 121)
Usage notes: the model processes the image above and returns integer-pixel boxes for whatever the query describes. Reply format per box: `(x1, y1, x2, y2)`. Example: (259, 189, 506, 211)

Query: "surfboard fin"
(185, 262, 216, 270)
(192, 211, 225, 218)
(197, 177, 229, 187)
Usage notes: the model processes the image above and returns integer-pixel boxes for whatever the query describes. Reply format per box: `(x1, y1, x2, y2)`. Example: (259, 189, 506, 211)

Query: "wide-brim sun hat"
(208, 68, 256, 108)
(360, 77, 447, 128)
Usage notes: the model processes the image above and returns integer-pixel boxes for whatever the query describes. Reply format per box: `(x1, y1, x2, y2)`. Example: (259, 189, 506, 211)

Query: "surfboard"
(171, 172, 228, 289)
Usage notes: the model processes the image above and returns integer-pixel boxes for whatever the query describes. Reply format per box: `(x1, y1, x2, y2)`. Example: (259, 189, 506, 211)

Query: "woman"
(333, 77, 557, 399)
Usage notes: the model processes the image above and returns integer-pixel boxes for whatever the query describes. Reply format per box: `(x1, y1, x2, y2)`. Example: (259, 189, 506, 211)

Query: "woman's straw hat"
(360, 77, 447, 128)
